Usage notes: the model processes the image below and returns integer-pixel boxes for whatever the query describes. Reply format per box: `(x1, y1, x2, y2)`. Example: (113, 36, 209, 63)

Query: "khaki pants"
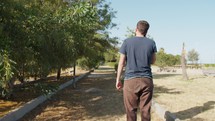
(123, 78, 154, 121)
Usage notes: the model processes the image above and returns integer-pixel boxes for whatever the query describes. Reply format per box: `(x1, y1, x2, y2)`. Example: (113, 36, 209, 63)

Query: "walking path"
(19, 66, 162, 121)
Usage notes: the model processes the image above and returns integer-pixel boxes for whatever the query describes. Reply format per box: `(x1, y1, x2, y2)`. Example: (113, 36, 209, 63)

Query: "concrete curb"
(152, 100, 180, 121)
(0, 71, 91, 121)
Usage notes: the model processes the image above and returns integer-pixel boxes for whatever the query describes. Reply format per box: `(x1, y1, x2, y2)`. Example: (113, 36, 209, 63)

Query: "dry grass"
(152, 66, 215, 121)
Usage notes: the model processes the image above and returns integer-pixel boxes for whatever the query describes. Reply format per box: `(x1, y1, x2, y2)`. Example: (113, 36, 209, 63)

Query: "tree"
(187, 49, 199, 64)
(181, 43, 189, 80)
(155, 48, 180, 70)
(104, 37, 119, 62)
(0, 0, 116, 98)
(125, 27, 135, 38)
(156, 48, 168, 69)
(125, 27, 154, 39)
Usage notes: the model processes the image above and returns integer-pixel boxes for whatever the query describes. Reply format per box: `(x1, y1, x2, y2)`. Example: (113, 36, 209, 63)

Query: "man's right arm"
(116, 54, 126, 90)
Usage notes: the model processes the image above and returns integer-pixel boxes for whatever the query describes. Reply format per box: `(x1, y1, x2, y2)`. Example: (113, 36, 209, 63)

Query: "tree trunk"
(181, 43, 189, 80)
(72, 61, 77, 88)
(57, 67, 61, 80)
(34, 74, 37, 81)
(18, 63, 25, 83)
(73, 61, 76, 78)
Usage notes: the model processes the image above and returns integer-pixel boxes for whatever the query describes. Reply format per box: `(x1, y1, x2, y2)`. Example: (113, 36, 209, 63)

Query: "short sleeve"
(119, 40, 127, 55)
(152, 41, 157, 53)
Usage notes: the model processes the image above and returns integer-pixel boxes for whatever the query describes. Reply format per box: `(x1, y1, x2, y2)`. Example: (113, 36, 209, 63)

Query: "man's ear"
(135, 28, 138, 35)
(135, 28, 138, 33)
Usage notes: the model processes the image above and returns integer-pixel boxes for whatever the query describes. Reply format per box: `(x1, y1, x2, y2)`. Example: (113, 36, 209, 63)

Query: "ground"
(152, 66, 215, 121)
(19, 66, 162, 121)
(0, 67, 87, 117)
(3, 66, 214, 121)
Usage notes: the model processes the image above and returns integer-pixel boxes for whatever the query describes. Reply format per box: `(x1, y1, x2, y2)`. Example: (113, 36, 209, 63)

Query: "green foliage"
(104, 49, 118, 62)
(124, 27, 154, 40)
(156, 48, 181, 68)
(204, 64, 215, 68)
(106, 62, 117, 67)
(33, 83, 59, 96)
(78, 57, 100, 70)
(125, 27, 135, 38)
(187, 49, 199, 64)
(0, 50, 16, 99)
(104, 37, 119, 62)
(0, 0, 116, 99)
(114, 63, 118, 72)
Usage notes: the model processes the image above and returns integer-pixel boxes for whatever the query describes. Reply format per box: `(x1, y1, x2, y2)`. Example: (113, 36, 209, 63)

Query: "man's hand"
(116, 80, 123, 90)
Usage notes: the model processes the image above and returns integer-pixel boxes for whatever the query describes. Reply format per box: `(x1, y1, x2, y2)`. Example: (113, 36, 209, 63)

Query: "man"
(116, 20, 157, 121)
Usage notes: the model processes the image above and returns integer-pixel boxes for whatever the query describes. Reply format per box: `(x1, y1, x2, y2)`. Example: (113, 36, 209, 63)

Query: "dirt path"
(19, 66, 161, 121)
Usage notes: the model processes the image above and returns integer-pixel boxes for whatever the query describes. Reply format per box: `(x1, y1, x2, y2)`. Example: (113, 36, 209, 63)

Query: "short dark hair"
(136, 20, 150, 36)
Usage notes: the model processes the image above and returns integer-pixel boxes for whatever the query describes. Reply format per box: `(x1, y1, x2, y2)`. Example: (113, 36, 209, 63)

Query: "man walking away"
(116, 20, 157, 121)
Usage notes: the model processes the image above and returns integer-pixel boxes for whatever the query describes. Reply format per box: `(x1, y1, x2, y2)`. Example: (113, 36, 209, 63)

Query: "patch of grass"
(105, 62, 117, 68)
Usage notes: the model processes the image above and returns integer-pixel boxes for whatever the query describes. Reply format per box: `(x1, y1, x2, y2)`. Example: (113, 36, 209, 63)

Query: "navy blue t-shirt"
(119, 37, 157, 80)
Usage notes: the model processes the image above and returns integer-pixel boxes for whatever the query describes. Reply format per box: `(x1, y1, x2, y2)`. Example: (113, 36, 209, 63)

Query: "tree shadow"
(153, 74, 180, 79)
(11, 75, 73, 102)
(153, 84, 183, 98)
(188, 76, 206, 81)
(95, 66, 114, 71)
(19, 71, 125, 121)
(70, 72, 125, 118)
(172, 101, 215, 120)
(0, 75, 75, 118)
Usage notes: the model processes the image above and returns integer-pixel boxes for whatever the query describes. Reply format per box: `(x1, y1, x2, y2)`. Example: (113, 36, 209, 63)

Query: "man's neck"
(135, 34, 145, 37)
(135, 30, 146, 37)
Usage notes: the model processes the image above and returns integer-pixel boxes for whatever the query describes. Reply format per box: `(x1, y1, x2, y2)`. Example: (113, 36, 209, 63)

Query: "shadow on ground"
(96, 67, 114, 71)
(153, 84, 183, 98)
(19, 68, 125, 121)
(0, 75, 74, 118)
(153, 73, 180, 79)
(172, 101, 215, 121)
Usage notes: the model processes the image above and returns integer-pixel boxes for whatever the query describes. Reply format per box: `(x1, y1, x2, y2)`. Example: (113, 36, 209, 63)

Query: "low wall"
(152, 100, 180, 121)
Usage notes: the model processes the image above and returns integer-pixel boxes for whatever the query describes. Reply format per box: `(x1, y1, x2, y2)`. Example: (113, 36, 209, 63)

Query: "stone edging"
(152, 100, 180, 121)
(0, 71, 92, 121)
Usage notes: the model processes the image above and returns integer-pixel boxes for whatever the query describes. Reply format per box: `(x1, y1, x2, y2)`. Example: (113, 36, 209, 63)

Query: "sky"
(106, 0, 215, 64)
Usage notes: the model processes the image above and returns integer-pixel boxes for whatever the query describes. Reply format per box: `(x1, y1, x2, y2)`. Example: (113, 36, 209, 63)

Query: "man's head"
(136, 20, 150, 36)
